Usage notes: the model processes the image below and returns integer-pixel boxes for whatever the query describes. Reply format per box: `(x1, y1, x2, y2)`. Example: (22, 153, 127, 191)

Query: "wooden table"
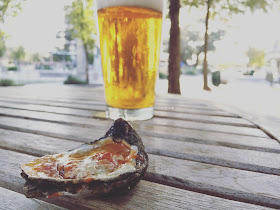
(0, 85, 280, 209)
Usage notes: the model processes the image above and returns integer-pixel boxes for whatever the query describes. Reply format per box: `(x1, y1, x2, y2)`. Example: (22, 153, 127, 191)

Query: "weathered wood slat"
(216, 102, 280, 142)
(0, 151, 268, 210)
(155, 98, 217, 107)
(0, 116, 105, 142)
(51, 97, 222, 111)
(143, 136, 280, 175)
(0, 115, 277, 153)
(154, 105, 237, 116)
(147, 117, 264, 137)
(0, 149, 279, 208)
(134, 123, 272, 148)
(0, 87, 217, 107)
(0, 91, 224, 111)
(0, 105, 267, 138)
(1, 127, 280, 176)
(61, 97, 225, 111)
(154, 110, 254, 127)
(40, 90, 217, 110)
(0, 128, 82, 156)
(0, 101, 104, 118)
(0, 106, 112, 130)
(52, 182, 271, 210)
(145, 155, 280, 208)
(0, 97, 106, 111)
(0, 101, 248, 128)
(0, 88, 239, 119)
(156, 93, 212, 103)
(0, 96, 235, 116)
(1, 85, 279, 209)
(47, 97, 106, 106)
(55, 91, 211, 108)
(0, 93, 225, 112)
(0, 187, 65, 210)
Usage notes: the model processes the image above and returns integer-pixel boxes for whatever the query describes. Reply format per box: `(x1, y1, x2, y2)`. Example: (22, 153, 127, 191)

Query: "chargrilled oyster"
(21, 118, 148, 198)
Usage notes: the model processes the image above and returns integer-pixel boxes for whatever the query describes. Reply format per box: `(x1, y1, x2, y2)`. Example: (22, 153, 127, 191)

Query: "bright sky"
(2, 1, 280, 65)
(178, 6, 280, 66)
(212, 8, 280, 65)
(2, 0, 71, 54)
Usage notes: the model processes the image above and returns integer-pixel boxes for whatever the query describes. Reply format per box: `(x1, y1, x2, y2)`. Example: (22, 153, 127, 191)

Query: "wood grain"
(146, 117, 265, 137)
(0, 187, 65, 210)
(145, 154, 280, 208)
(216, 102, 280, 142)
(0, 87, 219, 108)
(0, 105, 267, 138)
(1, 128, 280, 176)
(0, 150, 269, 210)
(154, 110, 254, 127)
(0, 128, 82, 156)
(0, 89, 221, 110)
(0, 115, 278, 153)
(47, 181, 272, 210)
(0, 149, 276, 209)
(0, 97, 106, 111)
(0, 85, 279, 209)
(0, 96, 236, 117)
(0, 100, 253, 127)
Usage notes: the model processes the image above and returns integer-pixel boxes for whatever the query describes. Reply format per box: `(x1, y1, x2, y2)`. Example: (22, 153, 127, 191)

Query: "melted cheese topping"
(21, 138, 138, 182)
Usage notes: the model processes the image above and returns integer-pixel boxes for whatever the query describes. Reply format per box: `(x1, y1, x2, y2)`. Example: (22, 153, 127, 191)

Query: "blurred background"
(0, 0, 280, 119)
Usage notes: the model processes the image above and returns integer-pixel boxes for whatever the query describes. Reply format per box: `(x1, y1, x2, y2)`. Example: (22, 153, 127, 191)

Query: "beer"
(98, 6, 162, 109)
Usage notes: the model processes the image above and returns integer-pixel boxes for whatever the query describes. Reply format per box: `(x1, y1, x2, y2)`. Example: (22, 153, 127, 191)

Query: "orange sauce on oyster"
(22, 140, 137, 180)
(69, 141, 131, 159)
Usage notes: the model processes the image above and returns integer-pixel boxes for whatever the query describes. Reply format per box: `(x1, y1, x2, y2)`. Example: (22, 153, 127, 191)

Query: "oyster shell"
(20, 118, 148, 198)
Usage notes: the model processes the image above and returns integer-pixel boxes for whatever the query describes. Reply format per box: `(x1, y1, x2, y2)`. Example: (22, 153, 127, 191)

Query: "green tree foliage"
(0, 0, 25, 59)
(0, 0, 24, 23)
(181, 0, 273, 91)
(180, 26, 225, 67)
(32, 53, 40, 62)
(65, 0, 96, 84)
(0, 31, 6, 58)
(11, 46, 25, 64)
(64, 28, 75, 52)
(246, 47, 265, 69)
(0, 43, 5, 58)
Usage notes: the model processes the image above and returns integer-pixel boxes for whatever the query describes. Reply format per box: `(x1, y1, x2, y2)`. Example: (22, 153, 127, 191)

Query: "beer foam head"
(96, 0, 164, 12)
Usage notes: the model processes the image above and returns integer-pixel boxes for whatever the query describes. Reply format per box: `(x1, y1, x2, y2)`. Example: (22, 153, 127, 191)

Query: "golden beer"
(98, 6, 162, 109)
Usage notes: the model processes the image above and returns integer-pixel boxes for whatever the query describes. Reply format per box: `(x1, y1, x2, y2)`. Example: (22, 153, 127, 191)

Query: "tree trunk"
(168, 0, 181, 94)
(195, 49, 202, 68)
(83, 43, 89, 84)
(203, 0, 211, 91)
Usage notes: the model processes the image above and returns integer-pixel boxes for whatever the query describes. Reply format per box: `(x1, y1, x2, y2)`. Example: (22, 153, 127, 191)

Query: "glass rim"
(95, 0, 164, 12)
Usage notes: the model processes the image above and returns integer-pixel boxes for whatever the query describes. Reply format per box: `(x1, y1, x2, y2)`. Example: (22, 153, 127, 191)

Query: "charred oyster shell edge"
(20, 118, 149, 198)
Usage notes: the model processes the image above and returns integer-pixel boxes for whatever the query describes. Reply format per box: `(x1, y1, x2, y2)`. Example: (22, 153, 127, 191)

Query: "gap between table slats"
(0, 114, 278, 155)
(0, 177, 267, 210)
(0, 105, 266, 138)
(0, 187, 65, 210)
(0, 102, 253, 128)
(1, 126, 280, 177)
(0, 96, 237, 118)
(0, 148, 279, 208)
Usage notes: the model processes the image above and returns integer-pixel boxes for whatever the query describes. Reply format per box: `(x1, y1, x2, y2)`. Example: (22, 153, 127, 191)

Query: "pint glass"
(96, 0, 163, 121)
